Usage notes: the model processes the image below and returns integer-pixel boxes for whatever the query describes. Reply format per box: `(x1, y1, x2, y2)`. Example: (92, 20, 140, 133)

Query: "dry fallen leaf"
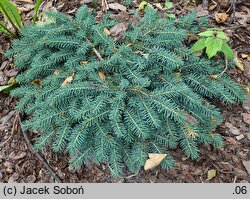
(98, 71, 106, 80)
(185, 130, 198, 138)
(144, 153, 167, 170)
(103, 28, 111, 36)
(234, 57, 244, 71)
(215, 13, 229, 23)
(207, 169, 216, 180)
(209, 74, 219, 79)
(61, 72, 75, 87)
(31, 79, 42, 87)
(80, 61, 88, 65)
(241, 53, 250, 60)
(134, 50, 149, 59)
(154, 3, 163, 10)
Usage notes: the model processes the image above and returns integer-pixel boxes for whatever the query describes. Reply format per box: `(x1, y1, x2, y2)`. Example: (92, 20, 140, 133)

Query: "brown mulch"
(0, 0, 250, 183)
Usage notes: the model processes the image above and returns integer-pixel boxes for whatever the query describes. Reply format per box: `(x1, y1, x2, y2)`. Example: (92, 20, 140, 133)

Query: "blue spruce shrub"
(7, 6, 245, 176)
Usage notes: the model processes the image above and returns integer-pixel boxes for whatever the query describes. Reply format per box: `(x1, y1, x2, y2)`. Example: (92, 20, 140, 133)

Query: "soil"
(0, 0, 250, 183)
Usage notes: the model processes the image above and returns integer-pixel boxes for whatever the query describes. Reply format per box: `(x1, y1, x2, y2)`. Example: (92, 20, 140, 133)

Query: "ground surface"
(0, 0, 250, 183)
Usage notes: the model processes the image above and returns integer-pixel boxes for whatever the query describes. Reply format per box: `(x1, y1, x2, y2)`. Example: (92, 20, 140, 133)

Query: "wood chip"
(4, 69, 20, 77)
(108, 3, 126, 12)
(242, 160, 250, 174)
(14, 151, 26, 160)
(242, 113, 250, 124)
(236, 134, 245, 141)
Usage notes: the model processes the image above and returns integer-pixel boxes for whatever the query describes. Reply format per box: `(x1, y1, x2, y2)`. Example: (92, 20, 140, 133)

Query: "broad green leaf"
(165, 13, 176, 19)
(208, 28, 220, 31)
(165, 1, 173, 9)
(221, 42, 234, 59)
(0, 85, 11, 92)
(0, 20, 16, 37)
(198, 30, 214, 37)
(216, 31, 229, 42)
(205, 37, 223, 58)
(0, 84, 16, 93)
(1, 84, 17, 93)
(191, 38, 206, 52)
(1, 77, 17, 93)
(0, 0, 23, 30)
(139, 1, 153, 10)
(33, 0, 42, 23)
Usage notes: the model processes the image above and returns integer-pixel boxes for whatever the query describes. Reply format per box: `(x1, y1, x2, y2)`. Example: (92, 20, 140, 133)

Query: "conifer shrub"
(7, 6, 245, 176)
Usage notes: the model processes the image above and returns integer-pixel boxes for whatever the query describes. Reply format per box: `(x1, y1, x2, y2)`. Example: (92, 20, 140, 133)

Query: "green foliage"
(8, 6, 245, 176)
(139, 1, 153, 11)
(0, 0, 43, 37)
(164, 1, 173, 9)
(0, 20, 16, 37)
(191, 28, 234, 59)
(165, 13, 176, 19)
(0, 0, 23, 36)
(0, 77, 17, 94)
(33, 0, 43, 23)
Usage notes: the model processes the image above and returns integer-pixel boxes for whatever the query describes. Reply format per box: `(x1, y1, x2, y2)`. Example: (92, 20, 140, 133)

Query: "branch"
(17, 112, 63, 183)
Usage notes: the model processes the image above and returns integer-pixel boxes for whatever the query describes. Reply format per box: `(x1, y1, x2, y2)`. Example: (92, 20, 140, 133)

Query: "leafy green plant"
(191, 28, 234, 59)
(164, 1, 173, 9)
(0, 77, 17, 93)
(33, 0, 43, 23)
(164, 1, 175, 19)
(0, 20, 16, 37)
(0, 0, 43, 37)
(139, 1, 153, 11)
(8, 7, 245, 176)
(0, 0, 23, 37)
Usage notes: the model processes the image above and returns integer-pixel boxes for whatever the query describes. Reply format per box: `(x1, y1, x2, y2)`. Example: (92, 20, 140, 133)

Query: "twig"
(217, 57, 228, 78)
(93, 47, 104, 61)
(231, 0, 236, 23)
(85, 37, 104, 61)
(17, 112, 62, 183)
(124, 173, 139, 179)
(233, 175, 237, 183)
(102, 0, 109, 12)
